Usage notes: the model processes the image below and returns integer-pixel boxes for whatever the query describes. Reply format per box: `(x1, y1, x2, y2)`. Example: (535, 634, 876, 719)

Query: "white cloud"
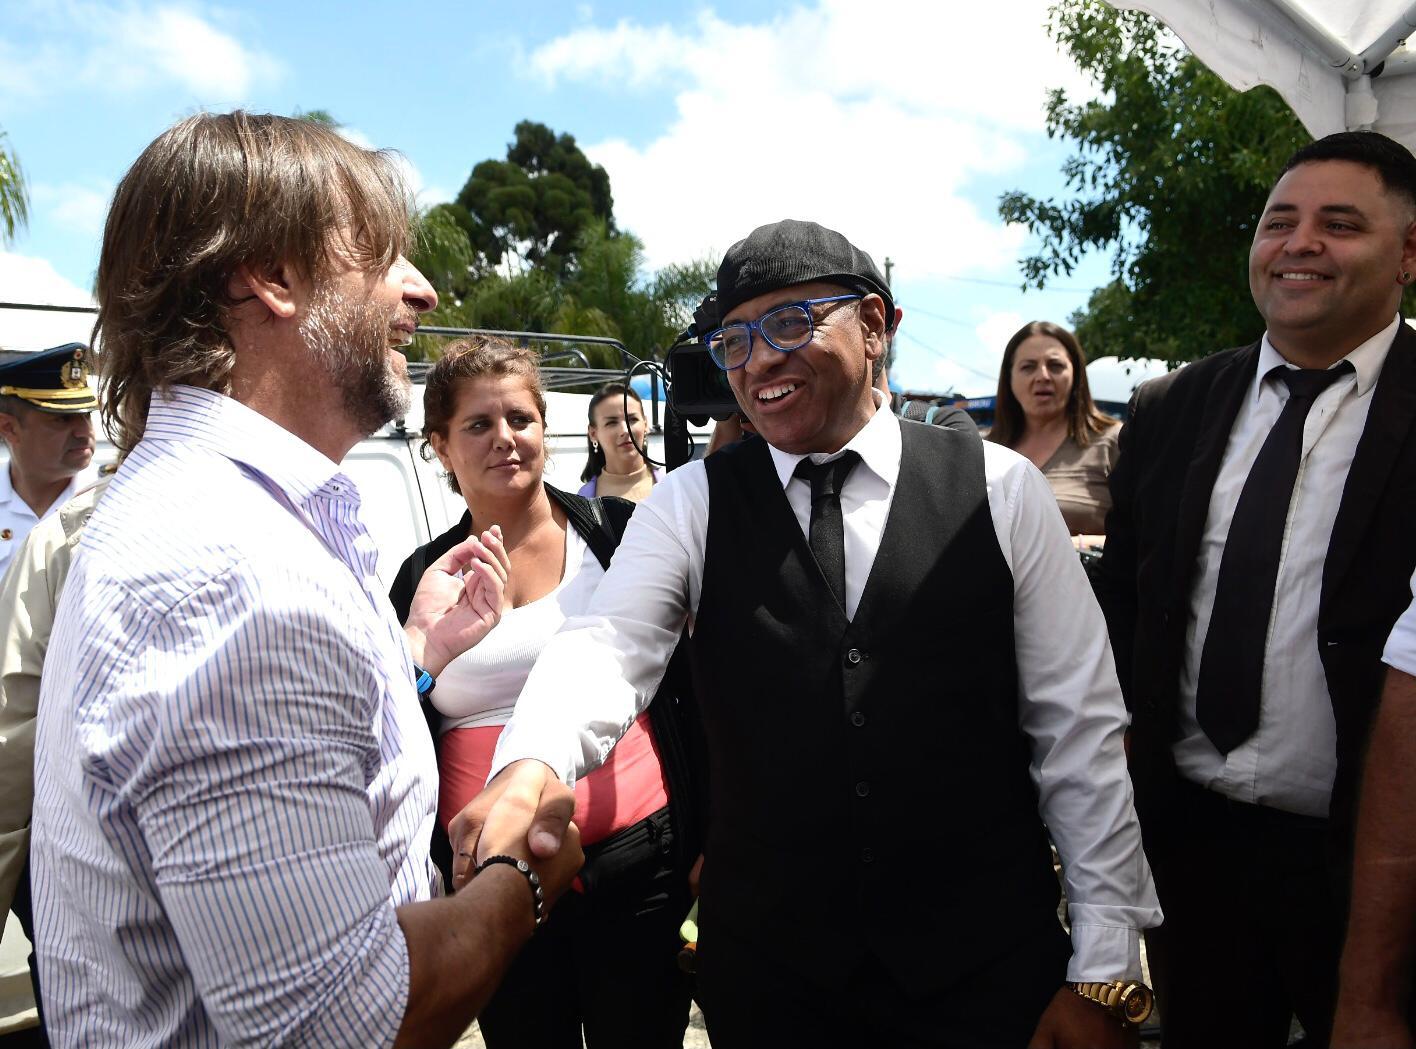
(974, 310, 1026, 361)
(340, 127, 452, 210)
(0, 2, 280, 103)
(100, 5, 279, 97)
(31, 182, 112, 238)
(0, 252, 97, 354)
(527, 1, 1095, 281)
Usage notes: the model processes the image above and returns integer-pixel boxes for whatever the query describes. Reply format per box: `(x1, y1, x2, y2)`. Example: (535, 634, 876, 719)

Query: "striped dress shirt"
(30, 385, 438, 1048)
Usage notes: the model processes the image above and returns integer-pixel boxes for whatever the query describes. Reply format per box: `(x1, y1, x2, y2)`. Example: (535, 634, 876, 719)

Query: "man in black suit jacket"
(1097, 131, 1416, 1049)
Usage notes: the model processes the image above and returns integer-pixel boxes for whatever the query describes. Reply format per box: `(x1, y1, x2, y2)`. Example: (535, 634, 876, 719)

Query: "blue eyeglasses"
(703, 294, 862, 371)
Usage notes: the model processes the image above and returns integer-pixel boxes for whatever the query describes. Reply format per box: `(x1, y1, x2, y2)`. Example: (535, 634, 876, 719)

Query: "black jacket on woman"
(388, 482, 706, 890)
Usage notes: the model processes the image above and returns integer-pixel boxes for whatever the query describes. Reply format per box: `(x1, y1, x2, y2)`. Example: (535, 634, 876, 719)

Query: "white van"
(0, 384, 686, 588)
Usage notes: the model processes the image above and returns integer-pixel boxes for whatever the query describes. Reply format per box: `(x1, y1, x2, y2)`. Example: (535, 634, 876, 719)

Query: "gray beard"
(298, 285, 412, 437)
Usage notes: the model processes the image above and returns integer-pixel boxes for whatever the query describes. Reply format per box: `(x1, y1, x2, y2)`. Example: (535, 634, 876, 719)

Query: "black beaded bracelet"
(474, 854, 545, 927)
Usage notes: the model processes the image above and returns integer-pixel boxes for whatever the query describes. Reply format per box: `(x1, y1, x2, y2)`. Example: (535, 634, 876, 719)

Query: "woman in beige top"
(578, 382, 661, 501)
(986, 321, 1121, 542)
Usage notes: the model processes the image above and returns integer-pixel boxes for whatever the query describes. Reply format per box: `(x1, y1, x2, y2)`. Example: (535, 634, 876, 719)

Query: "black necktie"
(1195, 361, 1354, 753)
(793, 451, 861, 613)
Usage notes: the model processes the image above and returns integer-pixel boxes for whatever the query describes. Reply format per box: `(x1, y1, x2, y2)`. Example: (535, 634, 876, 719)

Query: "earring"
(591, 440, 599, 452)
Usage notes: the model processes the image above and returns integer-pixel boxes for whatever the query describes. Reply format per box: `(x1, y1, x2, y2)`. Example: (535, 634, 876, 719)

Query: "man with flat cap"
(0, 343, 98, 580)
(458, 219, 1160, 1047)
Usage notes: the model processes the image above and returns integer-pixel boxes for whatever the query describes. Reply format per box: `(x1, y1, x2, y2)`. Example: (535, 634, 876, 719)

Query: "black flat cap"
(0, 343, 98, 414)
(714, 219, 894, 327)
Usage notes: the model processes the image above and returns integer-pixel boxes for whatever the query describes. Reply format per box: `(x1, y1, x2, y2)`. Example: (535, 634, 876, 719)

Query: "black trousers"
(696, 918, 1070, 1049)
(1147, 779, 1340, 1049)
(477, 809, 693, 1049)
(11, 857, 51, 1046)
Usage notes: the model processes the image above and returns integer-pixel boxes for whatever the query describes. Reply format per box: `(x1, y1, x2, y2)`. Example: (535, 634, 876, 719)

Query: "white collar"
(1256, 314, 1400, 402)
(765, 386, 900, 492)
(144, 386, 354, 508)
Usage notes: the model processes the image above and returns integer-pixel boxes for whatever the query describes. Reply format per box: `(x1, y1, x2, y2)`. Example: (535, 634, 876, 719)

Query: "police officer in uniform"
(0, 344, 99, 580)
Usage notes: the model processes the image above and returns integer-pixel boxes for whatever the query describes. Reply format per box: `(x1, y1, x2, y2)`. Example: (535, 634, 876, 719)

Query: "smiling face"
(1009, 334, 1075, 425)
(1249, 159, 1416, 362)
(724, 281, 885, 455)
(428, 373, 546, 506)
(589, 391, 648, 474)
(297, 252, 438, 436)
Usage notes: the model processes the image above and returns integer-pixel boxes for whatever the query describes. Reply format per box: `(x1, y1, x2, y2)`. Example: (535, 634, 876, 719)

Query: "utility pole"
(884, 257, 894, 287)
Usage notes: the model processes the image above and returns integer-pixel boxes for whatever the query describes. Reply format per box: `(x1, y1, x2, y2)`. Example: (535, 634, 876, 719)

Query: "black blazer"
(1096, 322, 1416, 867)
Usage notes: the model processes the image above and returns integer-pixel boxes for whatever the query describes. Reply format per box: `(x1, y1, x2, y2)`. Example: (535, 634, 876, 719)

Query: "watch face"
(1121, 984, 1155, 1024)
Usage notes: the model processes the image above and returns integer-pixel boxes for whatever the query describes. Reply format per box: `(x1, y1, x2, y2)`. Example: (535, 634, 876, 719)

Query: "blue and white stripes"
(30, 385, 438, 1048)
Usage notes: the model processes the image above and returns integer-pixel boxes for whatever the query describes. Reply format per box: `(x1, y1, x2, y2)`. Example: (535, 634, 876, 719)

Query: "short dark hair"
(0, 393, 33, 418)
(1281, 131, 1416, 214)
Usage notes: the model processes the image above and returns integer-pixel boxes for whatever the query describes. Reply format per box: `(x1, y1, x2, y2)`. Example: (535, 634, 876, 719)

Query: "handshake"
(448, 758, 585, 909)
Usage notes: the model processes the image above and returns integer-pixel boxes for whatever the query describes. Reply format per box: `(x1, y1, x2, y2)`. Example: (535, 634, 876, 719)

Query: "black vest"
(689, 422, 1061, 995)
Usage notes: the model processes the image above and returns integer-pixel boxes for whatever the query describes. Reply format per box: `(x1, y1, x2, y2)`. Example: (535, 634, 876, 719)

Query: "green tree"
(454, 121, 615, 277)
(413, 204, 478, 302)
(999, 1, 1317, 363)
(0, 126, 29, 245)
(292, 108, 341, 127)
(409, 121, 714, 372)
(410, 222, 714, 371)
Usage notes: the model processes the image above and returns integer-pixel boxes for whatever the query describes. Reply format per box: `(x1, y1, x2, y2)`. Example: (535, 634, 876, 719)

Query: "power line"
(934, 274, 1094, 293)
(896, 330, 998, 383)
(898, 303, 974, 328)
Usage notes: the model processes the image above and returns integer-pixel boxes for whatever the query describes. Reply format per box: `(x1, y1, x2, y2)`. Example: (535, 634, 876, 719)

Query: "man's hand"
(1028, 988, 1136, 1049)
(448, 758, 576, 891)
(403, 526, 510, 676)
(1332, 1003, 1416, 1049)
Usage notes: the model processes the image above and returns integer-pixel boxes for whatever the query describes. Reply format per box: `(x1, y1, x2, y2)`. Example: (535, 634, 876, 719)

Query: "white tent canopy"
(1114, 0, 1416, 152)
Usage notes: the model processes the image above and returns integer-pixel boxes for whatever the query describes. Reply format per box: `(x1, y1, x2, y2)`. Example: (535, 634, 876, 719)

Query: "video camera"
(666, 291, 741, 425)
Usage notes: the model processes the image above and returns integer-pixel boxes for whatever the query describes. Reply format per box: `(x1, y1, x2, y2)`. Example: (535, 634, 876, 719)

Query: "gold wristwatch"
(1067, 980, 1155, 1027)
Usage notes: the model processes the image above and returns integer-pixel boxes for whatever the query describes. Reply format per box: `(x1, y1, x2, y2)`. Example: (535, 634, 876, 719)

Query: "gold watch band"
(1067, 980, 1155, 1027)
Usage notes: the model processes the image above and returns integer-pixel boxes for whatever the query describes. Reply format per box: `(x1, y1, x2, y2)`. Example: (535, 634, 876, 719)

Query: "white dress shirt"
(0, 461, 95, 580)
(1384, 567, 1416, 677)
(30, 386, 438, 1049)
(494, 392, 1160, 981)
(1174, 315, 1399, 817)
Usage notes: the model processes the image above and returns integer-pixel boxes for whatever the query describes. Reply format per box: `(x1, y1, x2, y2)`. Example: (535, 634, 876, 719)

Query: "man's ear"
(229, 260, 301, 321)
(0, 411, 20, 444)
(1401, 215, 1416, 288)
(858, 293, 888, 365)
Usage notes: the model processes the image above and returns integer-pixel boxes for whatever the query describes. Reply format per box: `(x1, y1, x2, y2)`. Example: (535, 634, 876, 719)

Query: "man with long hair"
(28, 112, 582, 1049)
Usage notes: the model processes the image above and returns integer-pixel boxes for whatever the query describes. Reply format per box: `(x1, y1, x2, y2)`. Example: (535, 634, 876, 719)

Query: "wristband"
(412, 663, 435, 697)
(475, 854, 545, 927)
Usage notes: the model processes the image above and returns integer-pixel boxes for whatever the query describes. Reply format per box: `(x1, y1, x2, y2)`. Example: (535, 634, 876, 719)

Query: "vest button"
(845, 648, 863, 665)
(860, 847, 874, 864)
(855, 781, 870, 797)
(850, 711, 866, 727)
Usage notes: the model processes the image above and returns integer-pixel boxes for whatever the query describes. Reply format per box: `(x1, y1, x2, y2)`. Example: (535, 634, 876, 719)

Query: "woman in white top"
(388, 337, 696, 1049)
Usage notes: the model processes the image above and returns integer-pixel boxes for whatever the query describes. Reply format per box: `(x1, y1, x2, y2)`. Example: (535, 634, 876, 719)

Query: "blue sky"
(0, 0, 1128, 397)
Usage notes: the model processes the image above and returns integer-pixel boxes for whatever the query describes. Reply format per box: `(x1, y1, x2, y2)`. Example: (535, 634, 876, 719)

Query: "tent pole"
(1258, 0, 1359, 71)
(1359, 3, 1416, 69)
